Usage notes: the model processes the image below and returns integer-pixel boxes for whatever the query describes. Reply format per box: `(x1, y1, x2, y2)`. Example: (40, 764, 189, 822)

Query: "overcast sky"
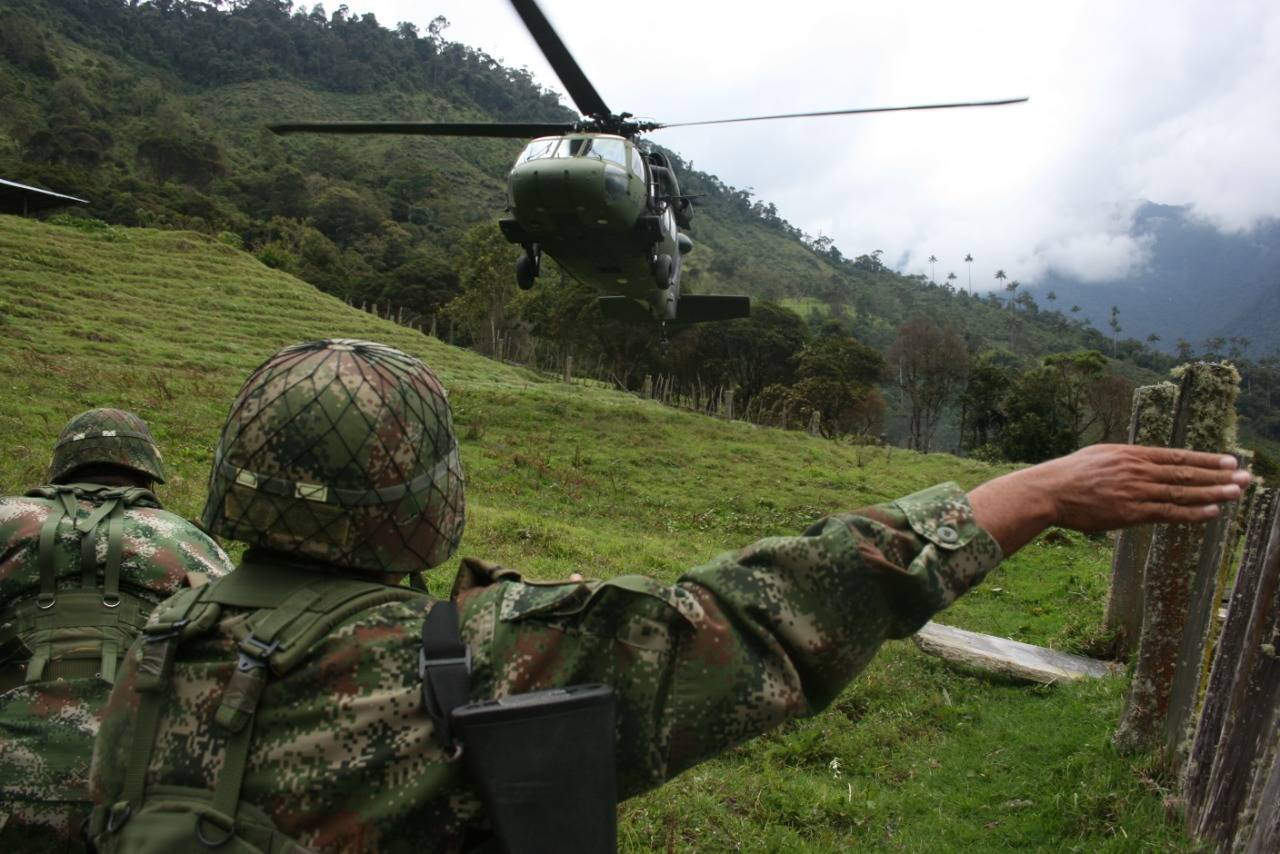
(345, 0, 1280, 292)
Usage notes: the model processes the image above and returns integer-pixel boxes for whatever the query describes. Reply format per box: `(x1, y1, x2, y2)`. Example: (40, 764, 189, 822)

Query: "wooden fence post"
(725, 389, 734, 421)
(1243, 739, 1280, 853)
(430, 315, 438, 339)
(1116, 363, 1241, 755)
(641, 375, 653, 399)
(1185, 485, 1274, 829)
(1164, 449, 1249, 765)
(1104, 382, 1179, 657)
(1188, 489, 1280, 845)
(563, 355, 573, 384)
(807, 410, 821, 437)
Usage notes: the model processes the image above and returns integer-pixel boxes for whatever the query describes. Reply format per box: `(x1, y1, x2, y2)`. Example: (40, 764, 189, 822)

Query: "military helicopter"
(271, 0, 1026, 342)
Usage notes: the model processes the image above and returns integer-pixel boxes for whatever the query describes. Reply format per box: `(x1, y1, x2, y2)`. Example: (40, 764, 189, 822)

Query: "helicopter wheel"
(516, 254, 536, 290)
(652, 254, 674, 289)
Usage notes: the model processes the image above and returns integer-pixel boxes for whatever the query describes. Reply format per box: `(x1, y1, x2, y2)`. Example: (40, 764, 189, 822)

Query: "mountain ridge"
(1032, 201, 1280, 355)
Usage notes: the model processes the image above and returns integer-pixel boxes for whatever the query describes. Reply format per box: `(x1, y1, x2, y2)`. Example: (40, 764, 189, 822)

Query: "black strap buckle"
(418, 646, 471, 679)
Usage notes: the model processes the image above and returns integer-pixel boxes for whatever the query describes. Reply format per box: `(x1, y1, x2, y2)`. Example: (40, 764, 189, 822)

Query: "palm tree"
(945, 271, 958, 294)
(994, 269, 1007, 307)
(927, 254, 938, 285)
(963, 253, 974, 295)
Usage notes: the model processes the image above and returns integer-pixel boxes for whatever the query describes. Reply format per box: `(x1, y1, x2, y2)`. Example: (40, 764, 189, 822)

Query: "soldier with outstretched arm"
(86, 340, 1247, 853)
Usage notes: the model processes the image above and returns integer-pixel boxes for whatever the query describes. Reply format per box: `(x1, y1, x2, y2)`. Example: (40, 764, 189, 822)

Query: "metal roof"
(0, 178, 90, 215)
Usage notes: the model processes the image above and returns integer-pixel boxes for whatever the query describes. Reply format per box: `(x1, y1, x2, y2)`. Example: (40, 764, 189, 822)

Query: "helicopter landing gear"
(651, 253, 674, 288)
(515, 245, 541, 290)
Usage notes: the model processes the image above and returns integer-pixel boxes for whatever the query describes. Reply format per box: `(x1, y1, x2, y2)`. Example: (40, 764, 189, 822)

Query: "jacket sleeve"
(454, 482, 1002, 799)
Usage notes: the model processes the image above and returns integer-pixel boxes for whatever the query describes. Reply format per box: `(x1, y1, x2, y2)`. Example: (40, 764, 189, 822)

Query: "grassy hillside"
(0, 215, 1191, 850)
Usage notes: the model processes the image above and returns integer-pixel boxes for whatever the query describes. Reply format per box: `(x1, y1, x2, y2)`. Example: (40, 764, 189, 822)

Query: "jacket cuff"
(893, 482, 1004, 604)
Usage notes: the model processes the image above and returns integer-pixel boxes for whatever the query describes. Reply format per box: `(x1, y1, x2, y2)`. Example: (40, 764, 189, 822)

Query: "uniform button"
(936, 525, 959, 544)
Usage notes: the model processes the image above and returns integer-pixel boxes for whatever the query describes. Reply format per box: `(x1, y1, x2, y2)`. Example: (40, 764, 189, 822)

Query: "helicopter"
(270, 0, 1026, 343)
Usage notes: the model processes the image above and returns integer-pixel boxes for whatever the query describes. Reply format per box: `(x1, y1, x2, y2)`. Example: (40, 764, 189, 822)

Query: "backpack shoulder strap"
(420, 600, 471, 749)
(12, 484, 160, 684)
(123, 583, 221, 808)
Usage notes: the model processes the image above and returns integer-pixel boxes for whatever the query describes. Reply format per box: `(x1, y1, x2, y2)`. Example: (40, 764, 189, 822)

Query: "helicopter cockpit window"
(586, 138, 628, 165)
(518, 138, 560, 163)
(629, 145, 646, 178)
(552, 138, 592, 157)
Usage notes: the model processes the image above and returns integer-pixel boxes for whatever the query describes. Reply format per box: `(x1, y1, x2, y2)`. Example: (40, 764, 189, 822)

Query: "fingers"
(1138, 502, 1222, 524)
(1147, 464, 1251, 487)
(1138, 482, 1243, 505)
(1130, 445, 1240, 470)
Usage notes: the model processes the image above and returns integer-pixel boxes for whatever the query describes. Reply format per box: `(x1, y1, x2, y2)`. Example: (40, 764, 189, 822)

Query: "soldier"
(87, 340, 1248, 852)
(0, 408, 234, 851)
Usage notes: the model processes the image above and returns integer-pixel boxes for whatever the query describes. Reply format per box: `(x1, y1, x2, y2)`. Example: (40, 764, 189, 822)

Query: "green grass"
(0, 215, 1193, 850)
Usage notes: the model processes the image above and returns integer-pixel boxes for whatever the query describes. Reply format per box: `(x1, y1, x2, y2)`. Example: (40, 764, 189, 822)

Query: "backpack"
(87, 561, 427, 854)
(0, 483, 162, 692)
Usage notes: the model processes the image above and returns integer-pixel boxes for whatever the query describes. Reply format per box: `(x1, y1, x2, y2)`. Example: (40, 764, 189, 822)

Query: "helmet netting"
(201, 340, 465, 574)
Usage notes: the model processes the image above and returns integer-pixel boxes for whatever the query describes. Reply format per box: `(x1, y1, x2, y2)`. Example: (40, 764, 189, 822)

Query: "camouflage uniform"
(0, 410, 233, 849)
(87, 342, 1002, 852)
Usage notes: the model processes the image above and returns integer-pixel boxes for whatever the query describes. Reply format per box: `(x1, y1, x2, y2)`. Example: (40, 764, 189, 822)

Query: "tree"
(444, 223, 524, 355)
(1108, 305, 1122, 356)
(999, 350, 1110, 462)
(756, 335, 885, 437)
(927, 254, 938, 284)
(887, 317, 968, 451)
(309, 185, 387, 245)
(963, 253, 974, 295)
(958, 350, 1015, 453)
(945, 271, 957, 293)
(1086, 374, 1136, 443)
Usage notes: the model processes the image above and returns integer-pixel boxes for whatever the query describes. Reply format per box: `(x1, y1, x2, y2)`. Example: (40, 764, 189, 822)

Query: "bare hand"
(967, 444, 1250, 556)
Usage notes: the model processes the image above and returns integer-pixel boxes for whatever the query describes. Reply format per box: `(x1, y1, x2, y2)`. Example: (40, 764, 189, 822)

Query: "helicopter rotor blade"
(651, 97, 1029, 130)
(508, 0, 611, 118)
(268, 121, 576, 139)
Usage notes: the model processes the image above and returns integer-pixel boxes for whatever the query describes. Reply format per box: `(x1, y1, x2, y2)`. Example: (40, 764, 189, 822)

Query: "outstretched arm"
(968, 444, 1247, 555)
(458, 444, 1247, 798)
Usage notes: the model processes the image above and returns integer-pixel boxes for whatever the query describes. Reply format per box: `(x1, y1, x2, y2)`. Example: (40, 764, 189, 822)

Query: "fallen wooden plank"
(912, 621, 1120, 684)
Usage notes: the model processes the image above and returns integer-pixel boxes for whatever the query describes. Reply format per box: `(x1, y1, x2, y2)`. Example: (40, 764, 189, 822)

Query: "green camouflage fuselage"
(504, 134, 683, 315)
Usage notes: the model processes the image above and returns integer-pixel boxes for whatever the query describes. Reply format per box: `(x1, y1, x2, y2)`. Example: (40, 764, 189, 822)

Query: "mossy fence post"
(1186, 484, 1280, 847)
(1103, 382, 1179, 658)
(1115, 362, 1240, 756)
(1163, 447, 1251, 764)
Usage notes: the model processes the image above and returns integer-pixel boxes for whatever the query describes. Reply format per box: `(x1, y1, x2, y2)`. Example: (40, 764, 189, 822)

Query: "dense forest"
(3, 0, 1278, 465)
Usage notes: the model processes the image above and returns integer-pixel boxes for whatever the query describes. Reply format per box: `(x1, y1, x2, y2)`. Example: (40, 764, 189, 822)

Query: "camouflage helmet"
(201, 339, 465, 574)
(49, 408, 166, 485)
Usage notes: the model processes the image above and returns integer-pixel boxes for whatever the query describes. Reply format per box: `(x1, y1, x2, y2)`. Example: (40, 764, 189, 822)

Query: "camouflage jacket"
(0, 487, 234, 850)
(89, 483, 1001, 852)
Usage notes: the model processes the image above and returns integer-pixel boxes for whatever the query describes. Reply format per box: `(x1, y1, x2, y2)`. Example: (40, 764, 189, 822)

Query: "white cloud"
(348, 0, 1280, 290)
